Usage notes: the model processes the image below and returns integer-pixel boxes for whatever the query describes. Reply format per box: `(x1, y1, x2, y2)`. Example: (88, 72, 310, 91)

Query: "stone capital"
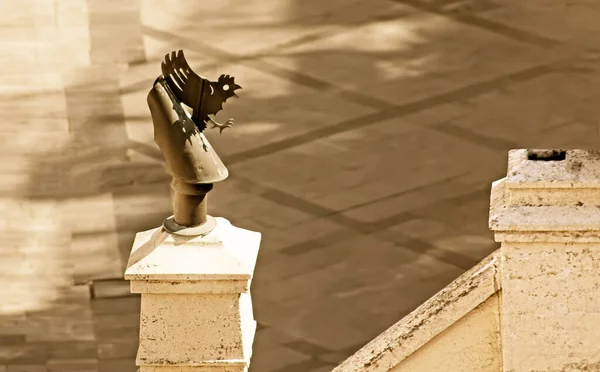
(490, 149, 600, 242)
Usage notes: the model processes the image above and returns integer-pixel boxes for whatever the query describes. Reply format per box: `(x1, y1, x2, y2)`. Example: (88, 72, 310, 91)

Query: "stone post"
(124, 50, 260, 371)
(124, 218, 261, 372)
(489, 149, 600, 371)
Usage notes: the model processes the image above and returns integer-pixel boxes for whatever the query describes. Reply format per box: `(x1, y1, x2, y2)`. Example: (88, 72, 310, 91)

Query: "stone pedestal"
(124, 217, 261, 372)
(490, 149, 600, 371)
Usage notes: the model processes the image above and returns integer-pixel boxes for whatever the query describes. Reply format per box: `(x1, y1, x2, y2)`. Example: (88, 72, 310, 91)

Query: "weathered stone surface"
(391, 293, 502, 372)
(492, 149, 600, 371)
(125, 218, 260, 370)
(333, 251, 500, 371)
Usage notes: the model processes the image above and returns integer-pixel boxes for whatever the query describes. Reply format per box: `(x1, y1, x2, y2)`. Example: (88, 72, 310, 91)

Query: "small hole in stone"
(527, 149, 566, 161)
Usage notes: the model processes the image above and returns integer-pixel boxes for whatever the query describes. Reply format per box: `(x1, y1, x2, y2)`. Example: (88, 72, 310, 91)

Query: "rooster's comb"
(216, 74, 242, 92)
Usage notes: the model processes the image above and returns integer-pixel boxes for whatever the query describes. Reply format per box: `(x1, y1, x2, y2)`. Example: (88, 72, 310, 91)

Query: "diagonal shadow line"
(124, 138, 489, 270)
(430, 121, 521, 150)
(127, 139, 164, 161)
(224, 62, 555, 165)
(126, 228, 168, 269)
(128, 62, 554, 167)
(140, 24, 393, 110)
(455, 14, 560, 48)
(390, 0, 560, 48)
(243, 59, 394, 110)
(336, 172, 470, 214)
(135, 5, 418, 107)
(138, 8, 403, 67)
(242, 172, 489, 270)
(140, 24, 257, 64)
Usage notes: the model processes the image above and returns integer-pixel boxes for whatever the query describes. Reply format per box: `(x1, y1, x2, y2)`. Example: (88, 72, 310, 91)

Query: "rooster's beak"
(233, 85, 241, 98)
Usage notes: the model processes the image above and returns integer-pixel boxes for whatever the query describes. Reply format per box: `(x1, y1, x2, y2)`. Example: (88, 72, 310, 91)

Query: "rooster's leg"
(207, 117, 235, 134)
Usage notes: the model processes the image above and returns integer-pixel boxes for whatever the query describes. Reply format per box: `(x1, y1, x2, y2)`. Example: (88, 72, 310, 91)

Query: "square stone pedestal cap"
(124, 218, 260, 370)
(124, 217, 261, 293)
(490, 149, 600, 236)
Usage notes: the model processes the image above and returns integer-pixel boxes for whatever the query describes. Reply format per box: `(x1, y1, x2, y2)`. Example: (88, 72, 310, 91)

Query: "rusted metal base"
(165, 178, 216, 235)
(163, 215, 217, 236)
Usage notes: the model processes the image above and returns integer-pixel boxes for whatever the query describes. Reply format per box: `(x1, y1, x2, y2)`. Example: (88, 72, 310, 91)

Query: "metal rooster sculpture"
(160, 50, 242, 134)
(147, 50, 242, 231)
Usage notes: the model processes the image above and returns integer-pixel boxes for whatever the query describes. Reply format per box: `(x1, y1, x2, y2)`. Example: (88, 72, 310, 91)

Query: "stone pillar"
(489, 149, 600, 371)
(124, 217, 261, 372)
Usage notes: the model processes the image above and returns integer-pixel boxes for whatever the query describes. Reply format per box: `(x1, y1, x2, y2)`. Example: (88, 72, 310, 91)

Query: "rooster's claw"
(210, 118, 235, 134)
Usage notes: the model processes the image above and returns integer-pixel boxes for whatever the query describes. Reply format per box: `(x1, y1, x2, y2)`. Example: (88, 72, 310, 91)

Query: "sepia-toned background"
(2, 0, 600, 371)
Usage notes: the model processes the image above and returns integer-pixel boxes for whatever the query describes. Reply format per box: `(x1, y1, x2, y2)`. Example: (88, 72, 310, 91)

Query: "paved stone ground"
(2, 0, 600, 371)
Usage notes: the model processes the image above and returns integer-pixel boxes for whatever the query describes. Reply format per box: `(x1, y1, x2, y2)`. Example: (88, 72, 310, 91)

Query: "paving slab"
(263, 7, 551, 106)
(140, 0, 414, 57)
(479, 1, 600, 45)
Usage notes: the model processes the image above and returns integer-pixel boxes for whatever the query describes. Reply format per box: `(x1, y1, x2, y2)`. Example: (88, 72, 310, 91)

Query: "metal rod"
(173, 191, 208, 226)
(171, 180, 213, 227)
